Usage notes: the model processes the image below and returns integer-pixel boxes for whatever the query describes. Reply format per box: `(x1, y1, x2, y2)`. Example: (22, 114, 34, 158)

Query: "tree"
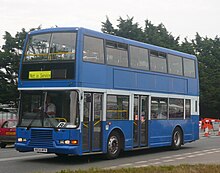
(101, 16, 116, 35)
(144, 20, 179, 50)
(0, 28, 29, 104)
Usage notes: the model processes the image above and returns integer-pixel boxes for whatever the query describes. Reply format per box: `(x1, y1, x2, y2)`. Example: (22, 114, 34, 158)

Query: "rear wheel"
(106, 131, 121, 159)
(171, 127, 182, 150)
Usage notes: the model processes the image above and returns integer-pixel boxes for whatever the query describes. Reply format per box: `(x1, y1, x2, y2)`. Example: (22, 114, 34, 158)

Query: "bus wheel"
(171, 127, 182, 150)
(106, 131, 121, 159)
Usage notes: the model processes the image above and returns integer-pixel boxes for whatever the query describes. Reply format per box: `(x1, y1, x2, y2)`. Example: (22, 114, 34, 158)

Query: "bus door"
(133, 95, 148, 147)
(82, 93, 103, 153)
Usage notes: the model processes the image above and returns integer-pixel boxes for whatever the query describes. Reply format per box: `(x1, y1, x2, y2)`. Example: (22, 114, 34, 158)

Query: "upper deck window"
(106, 41, 128, 67)
(150, 50, 167, 73)
(83, 36, 104, 64)
(167, 54, 183, 76)
(130, 46, 149, 70)
(24, 32, 76, 62)
(183, 58, 196, 78)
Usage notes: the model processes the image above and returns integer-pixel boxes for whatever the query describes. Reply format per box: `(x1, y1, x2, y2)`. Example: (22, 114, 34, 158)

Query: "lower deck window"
(169, 98, 184, 119)
(151, 97, 168, 119)
(107, 95, 129, 120)
(185, 99, 191, 119)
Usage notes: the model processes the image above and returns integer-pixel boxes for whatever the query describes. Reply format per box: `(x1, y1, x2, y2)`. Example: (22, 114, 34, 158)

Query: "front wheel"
(106, 131, 121, 159)
(171, 127, 182, 150)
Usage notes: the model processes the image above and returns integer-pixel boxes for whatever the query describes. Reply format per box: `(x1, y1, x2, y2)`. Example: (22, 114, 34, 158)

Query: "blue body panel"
(148, 115, 199, 148)
(17, 27, 199, 156)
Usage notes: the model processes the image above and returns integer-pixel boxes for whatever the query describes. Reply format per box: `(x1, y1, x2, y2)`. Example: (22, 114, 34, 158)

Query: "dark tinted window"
(107, 95, 129, 120)
(185, 99, 191, 119)
(83, 36, 104, 64)
(106, 41, 128, 67)
(151, 97, 168, 119)
(24, 33, 76, 62)
(150, 51, 167, 73)
(169, 98, 184, 119)
(130, 46, 149, 70)
(168, 54, 183, 75)
(183, 58, 196, 78)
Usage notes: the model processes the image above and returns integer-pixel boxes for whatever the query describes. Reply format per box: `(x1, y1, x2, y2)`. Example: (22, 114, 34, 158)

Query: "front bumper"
(15, 142, 80, 155)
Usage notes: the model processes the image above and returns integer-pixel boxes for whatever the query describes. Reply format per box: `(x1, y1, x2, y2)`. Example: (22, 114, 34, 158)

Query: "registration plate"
(34, 148, 48, 153)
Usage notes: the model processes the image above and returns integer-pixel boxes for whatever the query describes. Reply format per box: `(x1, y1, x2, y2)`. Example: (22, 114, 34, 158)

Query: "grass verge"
(56, 164, 220, 173)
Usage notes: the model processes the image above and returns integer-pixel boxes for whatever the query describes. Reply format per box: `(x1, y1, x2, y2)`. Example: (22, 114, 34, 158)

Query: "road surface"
(0, 136, 219, 173)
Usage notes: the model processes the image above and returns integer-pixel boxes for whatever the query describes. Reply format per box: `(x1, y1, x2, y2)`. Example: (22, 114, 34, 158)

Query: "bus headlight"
(64, 140, 70, 144)
(59, 140, 78, 145)
(18, 138, 27, 142)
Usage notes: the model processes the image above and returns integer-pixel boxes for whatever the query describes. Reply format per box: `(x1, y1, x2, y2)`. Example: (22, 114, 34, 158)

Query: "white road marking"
(104, 147, 220, 170)
(135, 160, 148, 164)
(162, 159, 174, 163)
(119, 163, 132, 167)
(134, 164, 149, 168)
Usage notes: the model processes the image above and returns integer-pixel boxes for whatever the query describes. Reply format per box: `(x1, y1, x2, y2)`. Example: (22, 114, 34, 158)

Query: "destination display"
(29, 71, 51, 79)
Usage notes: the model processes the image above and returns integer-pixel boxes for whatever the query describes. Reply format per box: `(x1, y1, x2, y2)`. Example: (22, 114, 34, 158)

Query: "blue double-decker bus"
(15, 27, 199, 159)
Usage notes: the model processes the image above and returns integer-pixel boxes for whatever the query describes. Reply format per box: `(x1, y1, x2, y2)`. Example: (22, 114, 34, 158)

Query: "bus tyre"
(171, 127, 182, 150)
(106, 131, 121, 159)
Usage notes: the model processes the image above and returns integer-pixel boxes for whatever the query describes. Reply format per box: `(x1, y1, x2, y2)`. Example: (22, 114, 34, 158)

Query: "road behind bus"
(0, 136, 219, 173)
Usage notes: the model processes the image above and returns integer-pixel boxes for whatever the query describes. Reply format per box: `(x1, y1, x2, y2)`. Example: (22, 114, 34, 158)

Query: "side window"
(195, 100, 198, 113)
(107, 95, 129, 120)
(151, 97, 168, 119)
(167, 54, 183, 76)
(169, 98, 184, 119)
(183, 58, 196, 78)
(150, 51, 167, 73)
(130, 46, 149, 70)
(83, 36, 104, 64)
(185, 99, 191, 119)
(106, 41, 128, 67)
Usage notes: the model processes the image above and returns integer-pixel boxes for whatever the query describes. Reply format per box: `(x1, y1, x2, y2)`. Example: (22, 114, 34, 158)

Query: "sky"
(0, 0, 220, 47)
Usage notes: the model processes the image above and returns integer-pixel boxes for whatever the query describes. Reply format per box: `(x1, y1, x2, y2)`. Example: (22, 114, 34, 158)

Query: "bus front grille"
(29, 129, 53, 147)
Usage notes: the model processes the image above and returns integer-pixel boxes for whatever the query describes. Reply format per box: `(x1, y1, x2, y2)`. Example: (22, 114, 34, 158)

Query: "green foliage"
(101, 16, 220, 118)
(0, 27, 38, 104)
(101, 16, 116, 35)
